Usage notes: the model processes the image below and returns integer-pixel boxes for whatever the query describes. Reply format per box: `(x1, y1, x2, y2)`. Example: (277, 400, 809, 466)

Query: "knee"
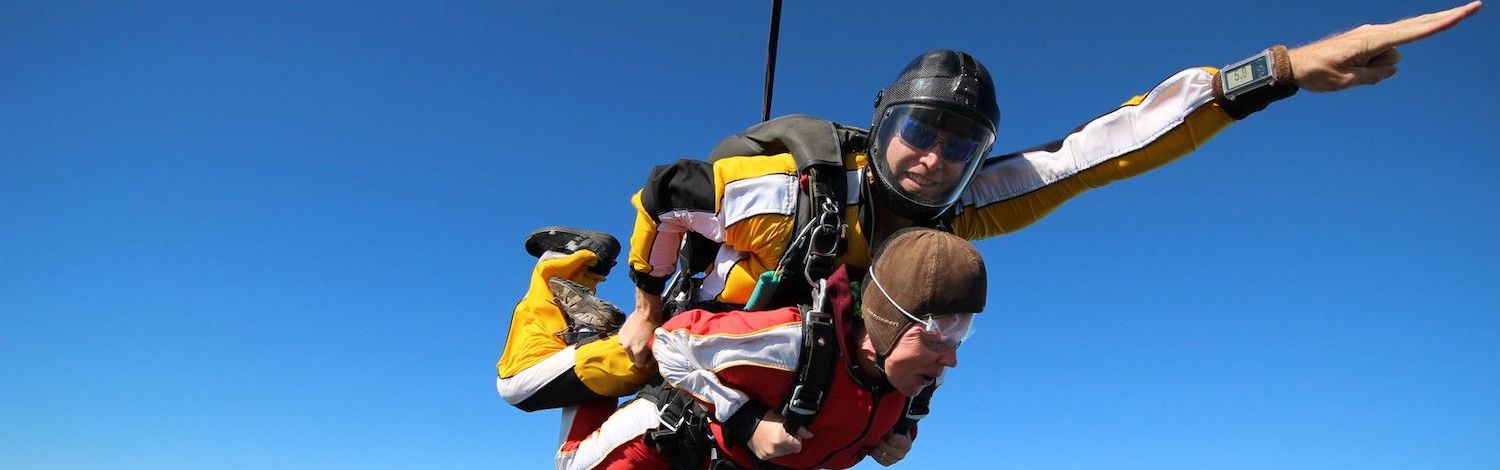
(497, 376, 528, 406)
(498, 368, 608, 412)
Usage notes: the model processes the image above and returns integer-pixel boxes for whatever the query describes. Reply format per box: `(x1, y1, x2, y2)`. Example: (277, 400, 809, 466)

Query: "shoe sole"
(526, 226, 621, 276)
(548, 278, 623, 331)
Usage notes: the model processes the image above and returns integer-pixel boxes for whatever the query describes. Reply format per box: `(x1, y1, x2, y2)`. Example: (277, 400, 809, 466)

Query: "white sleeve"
(652, 321, 802, 422)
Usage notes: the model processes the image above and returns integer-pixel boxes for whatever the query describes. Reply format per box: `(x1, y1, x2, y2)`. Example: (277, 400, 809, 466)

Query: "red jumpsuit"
(555, 266, 909, 470)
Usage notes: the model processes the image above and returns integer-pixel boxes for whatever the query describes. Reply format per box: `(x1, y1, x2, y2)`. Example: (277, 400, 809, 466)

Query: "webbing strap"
(780, 279, 838, 433)
(804, 165, 852, 285)
(894, 384, 935, 435)
(642, 384, 714, 470)
(706, 115, 864, 310)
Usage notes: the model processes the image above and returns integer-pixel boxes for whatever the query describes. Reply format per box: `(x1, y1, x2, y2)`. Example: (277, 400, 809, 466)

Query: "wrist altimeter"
(1214, 44, 1298, 118)
(1222, 49, 1278, 100)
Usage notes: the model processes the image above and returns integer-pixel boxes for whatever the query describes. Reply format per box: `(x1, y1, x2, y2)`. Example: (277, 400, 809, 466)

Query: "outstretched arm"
(1290, 1, 1482, 91)
(951, 2, 1484, 240)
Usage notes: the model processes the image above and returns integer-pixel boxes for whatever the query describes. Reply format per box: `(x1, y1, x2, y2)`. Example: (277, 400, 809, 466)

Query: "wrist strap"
(1213, 45, 1299, 119)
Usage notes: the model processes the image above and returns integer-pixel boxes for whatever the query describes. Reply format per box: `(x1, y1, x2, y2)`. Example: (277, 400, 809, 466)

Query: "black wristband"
(723, 400, 770, 446)
(630, 269, 670, 296)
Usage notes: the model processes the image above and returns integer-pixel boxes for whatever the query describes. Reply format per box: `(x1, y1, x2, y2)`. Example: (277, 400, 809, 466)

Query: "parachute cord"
(761, 0, 783, 122)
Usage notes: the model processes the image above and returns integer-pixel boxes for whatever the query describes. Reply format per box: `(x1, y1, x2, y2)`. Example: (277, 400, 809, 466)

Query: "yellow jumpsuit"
(499, 66, 1244, 405)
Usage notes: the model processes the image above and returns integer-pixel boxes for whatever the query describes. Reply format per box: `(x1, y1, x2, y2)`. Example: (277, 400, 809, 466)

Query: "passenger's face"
(882, 325, 960, 397)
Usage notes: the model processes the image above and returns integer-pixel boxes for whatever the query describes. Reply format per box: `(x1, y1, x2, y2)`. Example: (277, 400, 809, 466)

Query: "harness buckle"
(905, 406, 929, 421)
(784, 384, 823, 417)
(803, 196, 845, 286)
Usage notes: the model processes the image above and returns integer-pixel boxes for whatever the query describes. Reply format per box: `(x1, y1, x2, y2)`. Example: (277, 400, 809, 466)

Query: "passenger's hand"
(1290, 1, 1481, 92)
(748, 410, 814, 460)
(869, 432, 912, 467)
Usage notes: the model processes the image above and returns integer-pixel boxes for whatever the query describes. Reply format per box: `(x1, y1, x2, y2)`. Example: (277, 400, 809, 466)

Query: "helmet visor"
(872, 104, 995, 208)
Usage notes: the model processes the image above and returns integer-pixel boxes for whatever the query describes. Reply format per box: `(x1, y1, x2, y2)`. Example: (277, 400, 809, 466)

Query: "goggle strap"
(868, 270, 931, 330)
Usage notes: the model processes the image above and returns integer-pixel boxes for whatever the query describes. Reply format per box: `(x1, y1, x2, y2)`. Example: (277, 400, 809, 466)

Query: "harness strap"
(779, 279, 839, 433)
(800, 166, 845, 286)
(642, 383, 714, 470)
(708, 115, 865, 312)
(644, 383, 796, 470)
(894, 384, 935, 435)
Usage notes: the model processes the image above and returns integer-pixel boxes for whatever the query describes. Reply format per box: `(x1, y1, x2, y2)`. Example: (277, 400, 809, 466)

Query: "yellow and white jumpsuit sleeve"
(951, 68, 1237, 238)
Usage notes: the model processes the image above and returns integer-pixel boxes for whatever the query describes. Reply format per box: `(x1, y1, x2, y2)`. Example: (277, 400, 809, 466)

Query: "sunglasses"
(868, 270, 976, 351)
(896, 117, 984, 164)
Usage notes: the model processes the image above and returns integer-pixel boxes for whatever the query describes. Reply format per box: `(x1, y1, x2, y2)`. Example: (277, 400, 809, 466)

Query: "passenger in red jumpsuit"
(555, 228, 985, 469)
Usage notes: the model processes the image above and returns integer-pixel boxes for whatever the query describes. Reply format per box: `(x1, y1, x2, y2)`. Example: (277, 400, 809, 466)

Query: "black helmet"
(868, 50, 1000, 221)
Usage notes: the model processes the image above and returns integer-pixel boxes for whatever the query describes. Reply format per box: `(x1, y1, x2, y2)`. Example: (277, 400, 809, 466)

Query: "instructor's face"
(883, 133, 965, 204)
(883, 325, 959, 397)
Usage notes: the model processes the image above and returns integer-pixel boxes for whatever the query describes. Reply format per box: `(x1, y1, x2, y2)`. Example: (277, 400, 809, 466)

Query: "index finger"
(1369, 1, 1483, 50)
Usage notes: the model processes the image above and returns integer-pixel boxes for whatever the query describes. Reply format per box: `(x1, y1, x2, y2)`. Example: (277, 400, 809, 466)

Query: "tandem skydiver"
(495, 1, 1482, 465)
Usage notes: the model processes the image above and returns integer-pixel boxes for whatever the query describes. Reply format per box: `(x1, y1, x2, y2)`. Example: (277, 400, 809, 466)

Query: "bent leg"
(555, 398, 669, 470)
(497, 344, 604, 411)
(497, 249, 650, 410)
(575, 332, 649, 397)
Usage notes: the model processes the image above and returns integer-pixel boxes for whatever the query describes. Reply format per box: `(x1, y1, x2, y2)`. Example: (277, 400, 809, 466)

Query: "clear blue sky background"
(3, 1, 1496, 469)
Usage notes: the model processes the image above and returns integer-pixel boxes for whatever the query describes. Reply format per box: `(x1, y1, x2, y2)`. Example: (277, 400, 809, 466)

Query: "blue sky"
(2, 1, 1496, 469)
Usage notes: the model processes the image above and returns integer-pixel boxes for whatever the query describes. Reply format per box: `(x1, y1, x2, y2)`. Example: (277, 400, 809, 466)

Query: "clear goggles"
(868, 270, 976, 350)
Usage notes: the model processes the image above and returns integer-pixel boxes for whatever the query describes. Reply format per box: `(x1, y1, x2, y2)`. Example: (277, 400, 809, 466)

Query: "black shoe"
(548, 278, 626, 345)
(525, 226, 620, 276)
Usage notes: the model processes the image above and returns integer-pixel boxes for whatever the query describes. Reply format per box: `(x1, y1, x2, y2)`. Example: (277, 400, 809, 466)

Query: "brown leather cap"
(862, 227, 987, 357)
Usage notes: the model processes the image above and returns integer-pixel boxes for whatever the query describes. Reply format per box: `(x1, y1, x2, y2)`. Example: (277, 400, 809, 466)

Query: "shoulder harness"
(648, 116, 931, 468)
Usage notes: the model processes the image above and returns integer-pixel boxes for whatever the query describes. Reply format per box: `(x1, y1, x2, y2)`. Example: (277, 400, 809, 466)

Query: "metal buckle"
(656, 406, 685, 433)
(785, 384, 822, 416)
(807, 278, 830, 319)
(805, 310, 833, 328)
(807, 197, 842, 257)
(803, 196, 845, 286)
